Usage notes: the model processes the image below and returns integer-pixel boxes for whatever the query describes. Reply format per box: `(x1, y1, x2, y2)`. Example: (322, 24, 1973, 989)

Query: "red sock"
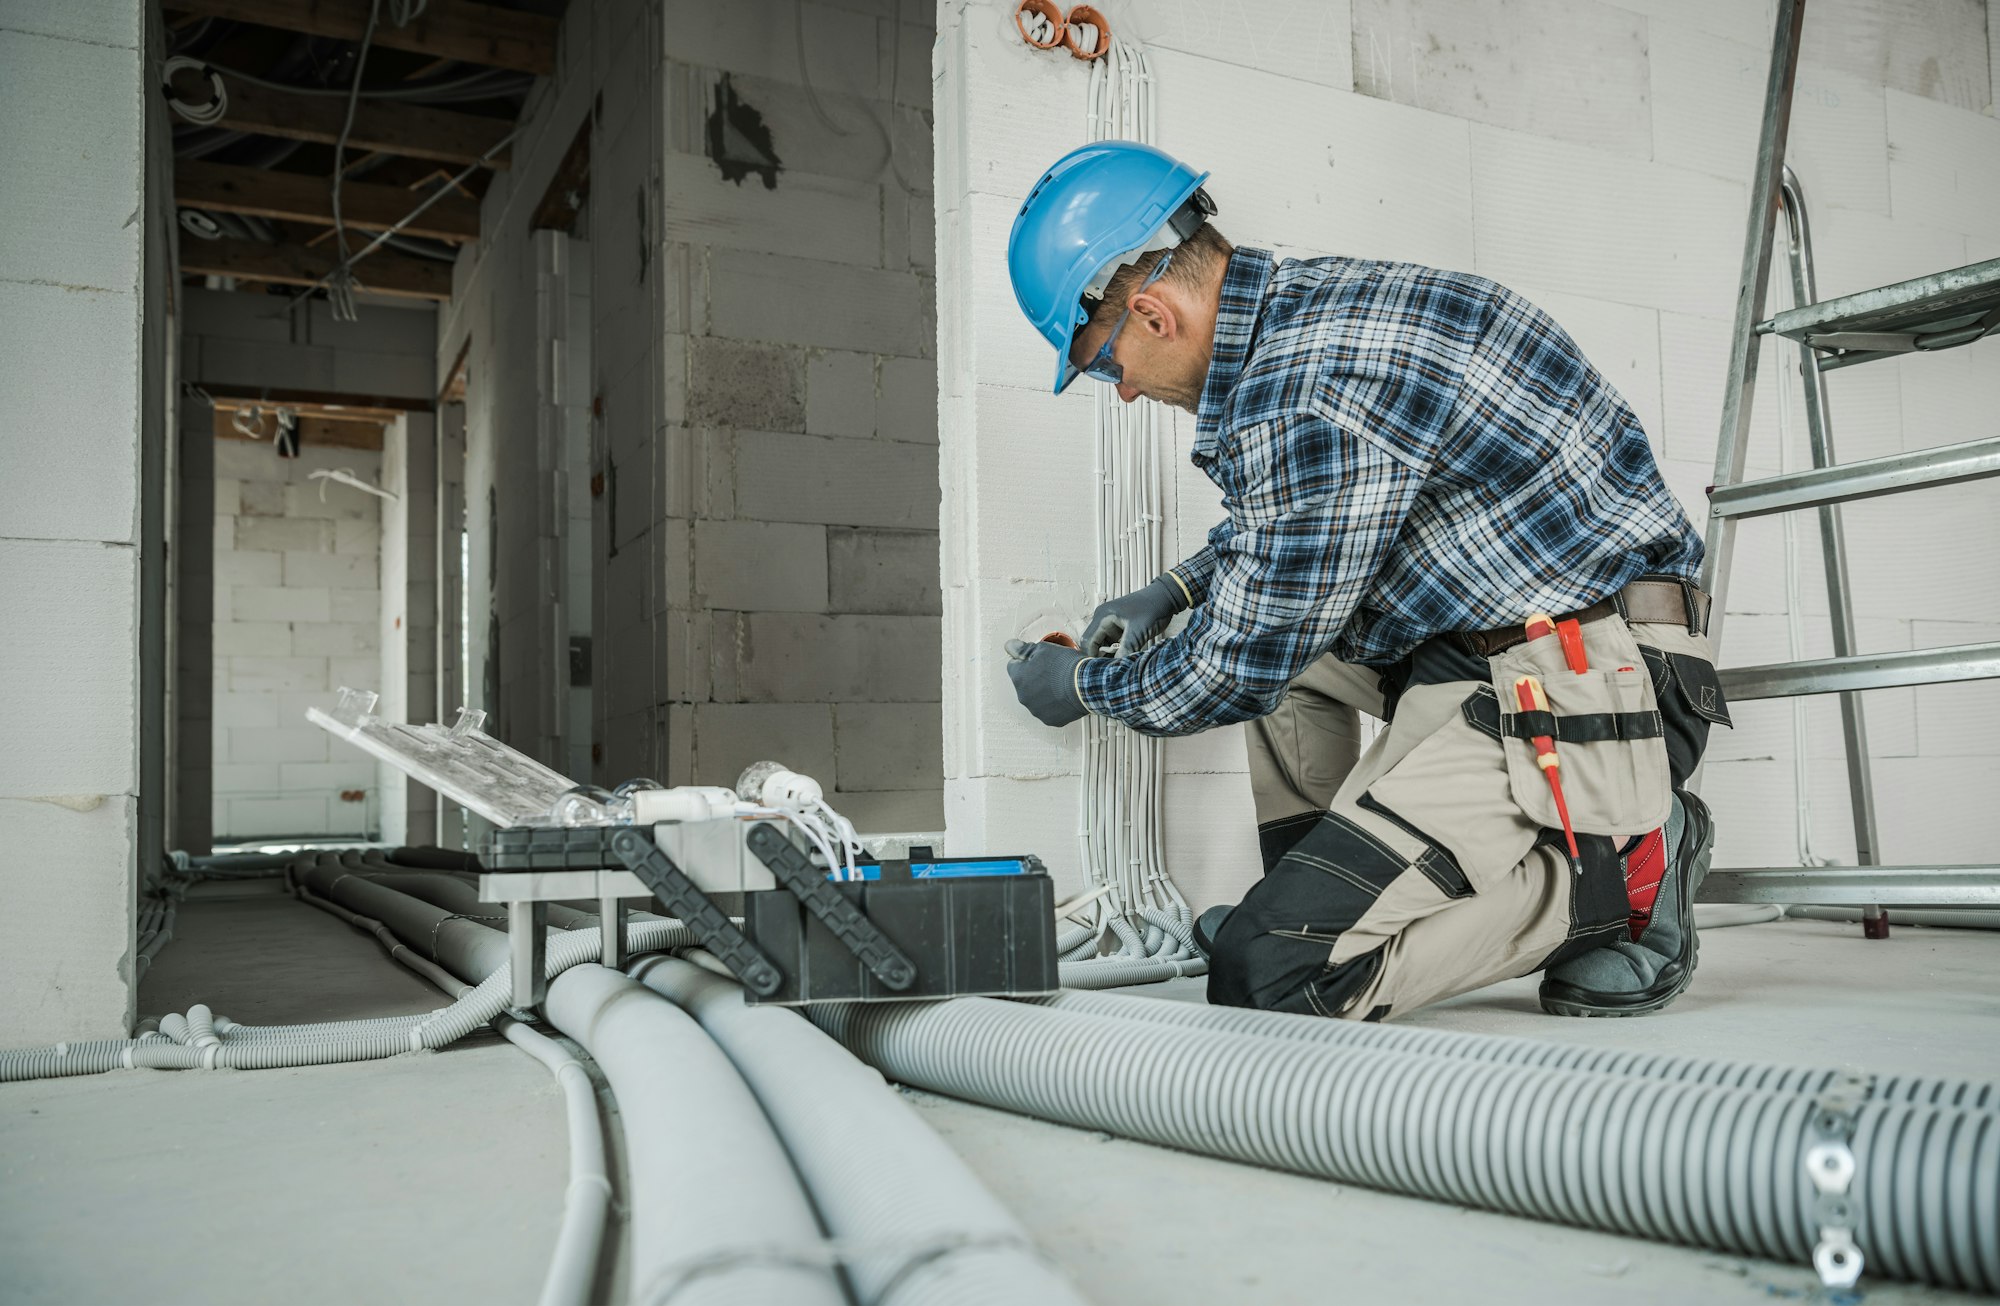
(1623, 827, 1667, 940)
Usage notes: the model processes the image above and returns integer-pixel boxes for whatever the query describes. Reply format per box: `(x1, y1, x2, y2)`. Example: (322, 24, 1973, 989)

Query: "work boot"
(1193, 904, 1233, 958)
(1538, 790, 1715, 1017)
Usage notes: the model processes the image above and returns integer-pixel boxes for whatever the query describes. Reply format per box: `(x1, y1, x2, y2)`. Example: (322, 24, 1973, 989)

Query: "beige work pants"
(1215, 615, 1722, 1020)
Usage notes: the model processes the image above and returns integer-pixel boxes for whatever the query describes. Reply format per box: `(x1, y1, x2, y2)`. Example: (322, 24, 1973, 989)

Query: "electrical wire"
(187, 59, 529, 101)
(326, 0, 386, 322)
(794, 0, 853, 136)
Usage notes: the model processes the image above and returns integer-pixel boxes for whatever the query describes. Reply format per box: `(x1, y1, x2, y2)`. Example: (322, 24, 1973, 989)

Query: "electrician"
(1001, 143, 1733, 1021)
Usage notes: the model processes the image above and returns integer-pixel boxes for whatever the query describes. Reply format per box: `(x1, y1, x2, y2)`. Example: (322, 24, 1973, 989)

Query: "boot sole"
(1538, 792, 1716, 1018)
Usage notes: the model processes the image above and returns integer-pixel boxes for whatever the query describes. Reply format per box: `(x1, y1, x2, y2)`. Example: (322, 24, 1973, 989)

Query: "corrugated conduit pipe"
(1032, 990, 2000, 1112)
(630, 957, 1089, 1306)
(813, 997, 2000, 1293)
(543, 963, 846, 1306)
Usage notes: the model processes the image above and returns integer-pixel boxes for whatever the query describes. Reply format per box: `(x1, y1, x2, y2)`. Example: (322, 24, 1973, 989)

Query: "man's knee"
(1208, 913, 1384, 1015)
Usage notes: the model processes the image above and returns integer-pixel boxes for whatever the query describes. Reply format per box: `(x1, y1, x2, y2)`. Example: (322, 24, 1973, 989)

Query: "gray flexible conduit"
(631, 958, 1088, 1306)
(813, 996, 2000, 1293)
(544, 964, 846, 1306)
(1032, 990, 2000, 1112)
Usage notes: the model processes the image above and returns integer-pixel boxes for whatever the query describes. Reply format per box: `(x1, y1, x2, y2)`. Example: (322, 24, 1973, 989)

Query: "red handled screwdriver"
(1515, 674, 1582, 875)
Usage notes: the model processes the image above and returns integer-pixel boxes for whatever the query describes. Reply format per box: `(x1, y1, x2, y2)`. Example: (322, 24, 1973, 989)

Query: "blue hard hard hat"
(1008, 142, 1212, 394)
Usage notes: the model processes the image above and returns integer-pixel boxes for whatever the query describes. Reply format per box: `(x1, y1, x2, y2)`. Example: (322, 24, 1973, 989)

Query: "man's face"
(1067, 286, 1208, 413)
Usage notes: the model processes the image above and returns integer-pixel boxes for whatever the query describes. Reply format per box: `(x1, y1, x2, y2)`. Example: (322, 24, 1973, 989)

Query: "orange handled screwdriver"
(1514, 675, 1582, 875)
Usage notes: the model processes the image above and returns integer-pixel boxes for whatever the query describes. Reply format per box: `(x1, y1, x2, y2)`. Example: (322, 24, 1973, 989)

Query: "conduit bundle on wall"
(1064, 31, 1202, 988)
(813, 995, 2000, 1293)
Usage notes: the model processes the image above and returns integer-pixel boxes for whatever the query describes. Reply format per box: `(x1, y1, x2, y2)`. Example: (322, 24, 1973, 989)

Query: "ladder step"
(1709, 435, 2000, 518)
(1756, 256, 2000, 368)
(1720, 642, 2000, 701)
(1701, 866, 2000, 906)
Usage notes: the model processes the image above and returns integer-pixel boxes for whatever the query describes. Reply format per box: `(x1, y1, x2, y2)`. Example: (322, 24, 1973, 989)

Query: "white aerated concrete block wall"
(209, 441, 384, 838)
(937, 0, 2000, 900)
(0, 3, 151, 1043)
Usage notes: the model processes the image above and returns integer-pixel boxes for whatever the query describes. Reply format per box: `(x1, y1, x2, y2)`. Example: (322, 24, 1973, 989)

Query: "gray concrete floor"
(2, 885, 1997, 1305)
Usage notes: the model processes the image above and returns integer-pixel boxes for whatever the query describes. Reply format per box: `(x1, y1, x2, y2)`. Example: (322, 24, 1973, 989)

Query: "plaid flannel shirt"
(1074, 247, 1702, 736)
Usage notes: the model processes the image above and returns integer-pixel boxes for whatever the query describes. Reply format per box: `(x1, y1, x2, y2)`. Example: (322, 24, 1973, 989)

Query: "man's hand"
(1082, 575, 1188, 657)
(1004, 638, 1090, 726)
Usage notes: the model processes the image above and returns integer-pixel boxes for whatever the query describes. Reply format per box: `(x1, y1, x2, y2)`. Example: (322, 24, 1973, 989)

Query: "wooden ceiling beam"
(205, 386, 433, 420)
(212, 80, 513, 170)
(180, 236, 454, 301)
(178, 160, 481, 242)
(213, 408, 386, 450)
(163, 0, 556, 76)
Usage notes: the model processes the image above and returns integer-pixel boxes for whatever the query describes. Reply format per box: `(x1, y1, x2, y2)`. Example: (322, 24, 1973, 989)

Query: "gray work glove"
(1082, 575, 1188, 657)
(1004, 638, 1090, 727)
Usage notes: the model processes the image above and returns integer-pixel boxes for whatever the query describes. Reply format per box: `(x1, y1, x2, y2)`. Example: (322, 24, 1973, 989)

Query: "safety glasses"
(1076, 248, 1176, 385)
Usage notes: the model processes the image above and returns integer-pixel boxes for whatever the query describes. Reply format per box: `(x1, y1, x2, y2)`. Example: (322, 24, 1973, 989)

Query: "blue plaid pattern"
(1075, 247, 1702, 736)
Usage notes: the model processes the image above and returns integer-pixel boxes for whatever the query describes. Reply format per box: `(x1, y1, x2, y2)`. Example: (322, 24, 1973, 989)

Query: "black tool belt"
(1455, 576, 1710, 658)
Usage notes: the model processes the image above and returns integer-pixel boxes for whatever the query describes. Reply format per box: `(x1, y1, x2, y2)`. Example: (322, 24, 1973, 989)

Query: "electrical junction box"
(740, 849, 1060, 1005)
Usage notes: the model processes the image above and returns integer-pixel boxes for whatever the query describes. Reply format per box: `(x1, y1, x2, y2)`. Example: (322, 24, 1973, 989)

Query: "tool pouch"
(1490, 619, 1671, 837)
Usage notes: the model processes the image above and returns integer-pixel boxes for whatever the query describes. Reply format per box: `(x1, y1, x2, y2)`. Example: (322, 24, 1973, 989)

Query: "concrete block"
(330, 589, 379, 624)
(223, 795, 332, 838)
(1121, 0, 1351, 91)
(686, 336, 806, 431)
(213, 622, 292, 658)
(708, 249, 930, 355)
(693, 519, 830, 612)
(231, 586, 331, 625)
(733, 431, 939, 529)
(238, 481, 286, 517)
(807, 349, 876, 437)
(943, 774, 1080, 893)
(304, 297, 438, 355)
(212, 438, 290, 480)
(1886, 89, 2000, 239)
(292, 622, 379, 657)
(713, 612, 939, 703)
(659, 0, 878, 92)
(1808, 205, 1974, 304)
(334, 518, 381, 556)
(229, 657, 330, 696)
(661, 150, 881, 267)
(191, 337, 339, 393)
(689, 701, 838, 791)
(828, 526, 941, 615)
(212, 549, 281, 588)
(283, 551, 378, 590)
(234, 517, 332, 554)
(967, 383, 1095, 583)
(277, 761, 379, 791)
(1471, 125, 1746, 319)
(0, 3, 141, 47)
(1353, 0, 1650, 157)
(211, 761, 276, 793)
(1897, 343, 2000, 453)
(1872, 755, 2000, 863)
(331, 655, 381, 692)
(1159, 770, 1262, 912)
(1655, 311, 1786, 469)
(831, 789, 944, 832)
(214, 477, 242, 516)
(907, 190, 935, 274)
(1148, 49, 1476, 268)
(227, 726, 329, 764)
(1804, 0, 1991, 114)
(0, 30, 140, 292)
(876, 355, 937, 443)
(0, 281, 137, 544)
(212, 693, 280, 730)
(833, 701, 941, 792)
(0, 538, 135, 796)
(1163, 722, 1253, 776)
(0, 796, 133, 1044)
(332, 349, 433, 400)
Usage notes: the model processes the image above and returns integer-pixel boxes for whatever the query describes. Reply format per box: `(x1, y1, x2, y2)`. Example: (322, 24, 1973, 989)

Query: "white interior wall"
(936, 0, 2000, 905)
(442, 0, 943, 832)
(0, 2, 163, 1043)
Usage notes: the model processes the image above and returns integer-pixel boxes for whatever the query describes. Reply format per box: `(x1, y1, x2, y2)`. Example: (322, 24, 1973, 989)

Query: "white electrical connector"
(629, 786, 740, 825)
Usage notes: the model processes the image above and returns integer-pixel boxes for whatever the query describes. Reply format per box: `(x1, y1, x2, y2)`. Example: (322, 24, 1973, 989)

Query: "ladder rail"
(1700, 0, 1807, 644)
(1777, 167, 1882, 874)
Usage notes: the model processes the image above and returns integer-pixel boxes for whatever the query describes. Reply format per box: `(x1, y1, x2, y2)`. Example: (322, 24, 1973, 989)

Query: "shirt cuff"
(1168, 545, 1220, 606)
(1075, 653, 1116, 716)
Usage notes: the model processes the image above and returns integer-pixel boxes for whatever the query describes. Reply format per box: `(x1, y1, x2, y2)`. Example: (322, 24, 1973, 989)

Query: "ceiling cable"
(326, 0, 386, 322)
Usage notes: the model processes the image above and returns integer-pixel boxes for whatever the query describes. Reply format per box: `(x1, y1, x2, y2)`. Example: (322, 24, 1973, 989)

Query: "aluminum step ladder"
(1696, 0, 2000, 929)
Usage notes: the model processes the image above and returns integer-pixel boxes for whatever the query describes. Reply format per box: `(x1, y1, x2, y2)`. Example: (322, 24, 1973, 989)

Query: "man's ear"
(1128, 291, 1178, 342)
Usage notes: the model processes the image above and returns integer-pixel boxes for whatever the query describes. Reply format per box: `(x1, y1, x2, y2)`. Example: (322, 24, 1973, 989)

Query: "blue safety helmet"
(1008, 142, 1214, 394)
